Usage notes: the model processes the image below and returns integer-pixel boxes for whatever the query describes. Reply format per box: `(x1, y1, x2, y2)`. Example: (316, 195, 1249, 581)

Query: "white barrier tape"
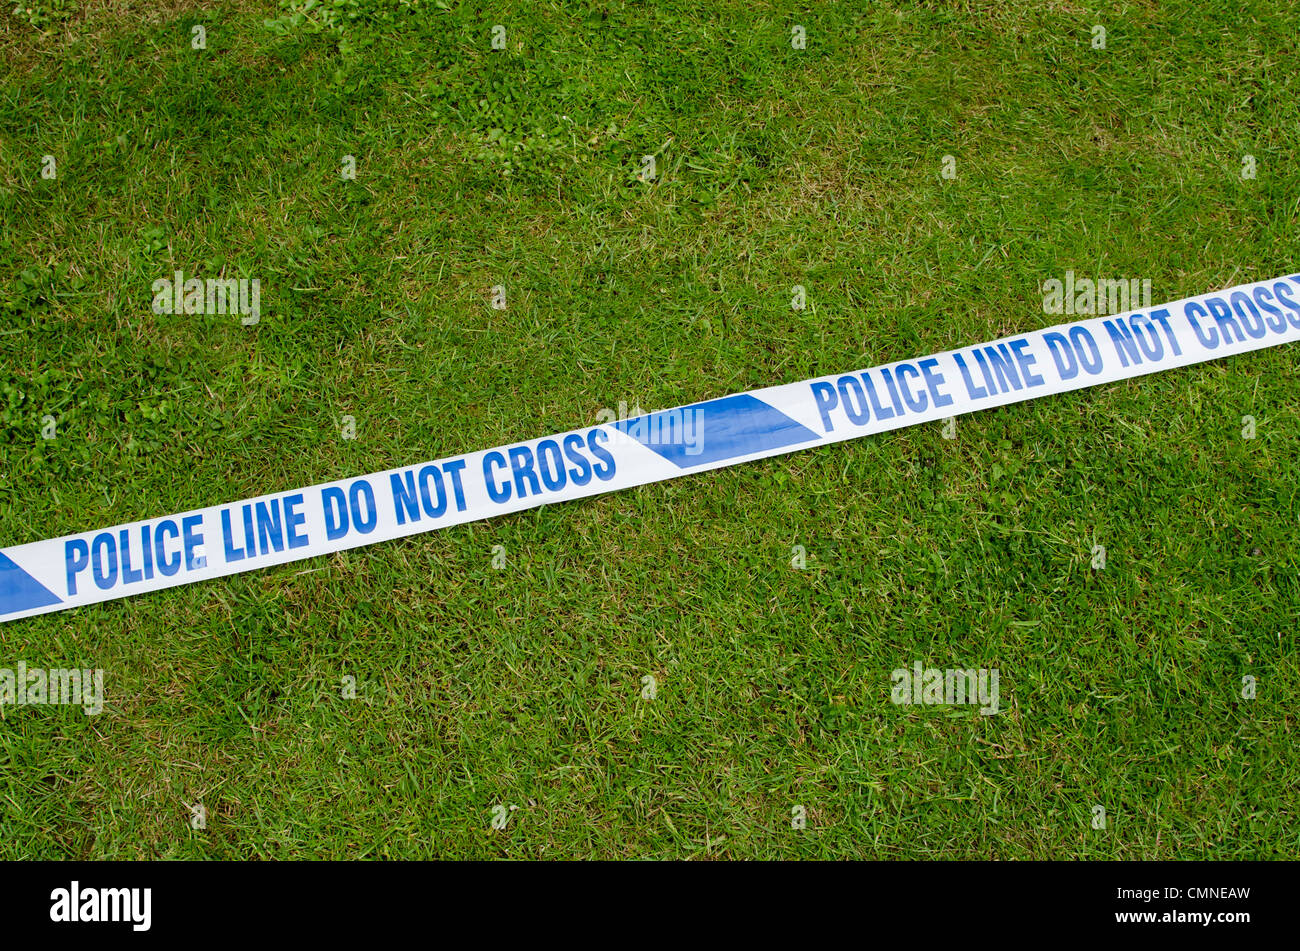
(3, 272, 1299, 622)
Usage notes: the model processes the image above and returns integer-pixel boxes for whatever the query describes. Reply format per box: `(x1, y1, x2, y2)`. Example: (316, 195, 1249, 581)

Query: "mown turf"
(0, 0, 1296, 858)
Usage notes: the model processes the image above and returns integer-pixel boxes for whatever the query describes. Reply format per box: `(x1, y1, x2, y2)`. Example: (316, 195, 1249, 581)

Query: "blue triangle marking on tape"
(614, 393, 819, 469)
(0, 551, 62, 615)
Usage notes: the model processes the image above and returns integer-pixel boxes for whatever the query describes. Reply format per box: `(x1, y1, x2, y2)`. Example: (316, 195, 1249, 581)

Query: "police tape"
(3, 272, 1299, 622)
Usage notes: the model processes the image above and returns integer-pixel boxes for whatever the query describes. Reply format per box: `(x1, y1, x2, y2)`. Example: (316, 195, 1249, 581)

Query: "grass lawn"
(0, 0, 1296, 859)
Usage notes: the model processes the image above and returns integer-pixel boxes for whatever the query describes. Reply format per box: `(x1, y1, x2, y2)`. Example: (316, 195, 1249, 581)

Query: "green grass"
(0, 0, 1296, 858)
